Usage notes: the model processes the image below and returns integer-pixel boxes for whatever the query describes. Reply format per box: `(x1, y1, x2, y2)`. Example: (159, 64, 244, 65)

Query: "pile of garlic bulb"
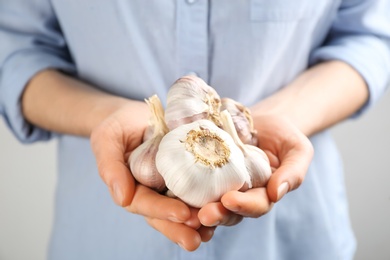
(129, 75, 271, 208)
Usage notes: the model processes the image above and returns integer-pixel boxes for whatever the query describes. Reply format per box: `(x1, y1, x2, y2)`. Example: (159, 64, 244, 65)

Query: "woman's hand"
(199, 61, 368, 227)
(23, 70, 213, 250)
(90, 103, 215, 251)
(198, 114, 313, 226)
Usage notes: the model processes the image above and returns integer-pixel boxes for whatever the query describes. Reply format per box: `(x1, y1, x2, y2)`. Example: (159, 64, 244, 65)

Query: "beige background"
(0, 92, 389, 260)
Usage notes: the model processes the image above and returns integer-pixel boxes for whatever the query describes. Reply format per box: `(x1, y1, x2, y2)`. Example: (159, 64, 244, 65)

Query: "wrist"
(250, 92, 309, 135)
(85, 95, 134, 136)
(22, 69, 149, 137)
(250, 61, 368, 137)
(90, 98, 150, 138)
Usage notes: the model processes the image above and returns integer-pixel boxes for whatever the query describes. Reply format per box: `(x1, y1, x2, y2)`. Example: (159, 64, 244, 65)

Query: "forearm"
(252, 60, 369, 136)
(22, 69, 145, 137)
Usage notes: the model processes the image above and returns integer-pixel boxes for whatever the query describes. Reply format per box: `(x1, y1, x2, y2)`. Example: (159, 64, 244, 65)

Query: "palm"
(91, 104, 149, 205)
(90, 104, 215, 251)
(253, 115, 313, 202)
(198, 114, 313, 225)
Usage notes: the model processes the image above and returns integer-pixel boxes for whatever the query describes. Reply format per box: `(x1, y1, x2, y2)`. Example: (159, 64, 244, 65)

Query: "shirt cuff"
(310, 35, 390, 117)
(0, 48, 75, 143)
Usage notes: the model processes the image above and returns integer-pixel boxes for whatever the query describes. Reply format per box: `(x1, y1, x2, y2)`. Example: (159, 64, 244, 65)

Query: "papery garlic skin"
(156, 120, 250, 208)
(142, 125, 154, 142)
(129, 95, 168, 192)
(220, 110, 272, 189)
(165, 75, 221, 130)
(221, 98, 258, 146)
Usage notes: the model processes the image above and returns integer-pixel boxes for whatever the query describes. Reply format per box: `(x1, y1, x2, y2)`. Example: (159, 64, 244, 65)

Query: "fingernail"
(177, 243, 187, 251)
(222, 201, 240, 213)
(277, 182, 289, 201)
(168, 216, 183, 223)
(210, 220, 220, 227)
(228, 206, 240, 213)
(113, 183, 124, 205)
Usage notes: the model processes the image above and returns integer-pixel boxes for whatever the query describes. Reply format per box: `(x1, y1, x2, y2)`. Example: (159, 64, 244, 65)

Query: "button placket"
(176, 0, 209, 81)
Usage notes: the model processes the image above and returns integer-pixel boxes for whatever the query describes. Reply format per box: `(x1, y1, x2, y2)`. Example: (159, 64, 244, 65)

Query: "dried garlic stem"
(148, 95, 169, 135)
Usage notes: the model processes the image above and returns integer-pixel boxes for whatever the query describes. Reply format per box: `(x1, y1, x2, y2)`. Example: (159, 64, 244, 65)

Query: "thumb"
(91, 125, 136, 207)
(266, 141, 313, 203)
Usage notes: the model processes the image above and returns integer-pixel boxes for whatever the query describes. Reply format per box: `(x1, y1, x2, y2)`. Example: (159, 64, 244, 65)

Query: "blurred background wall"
(0, 91, 389, 260)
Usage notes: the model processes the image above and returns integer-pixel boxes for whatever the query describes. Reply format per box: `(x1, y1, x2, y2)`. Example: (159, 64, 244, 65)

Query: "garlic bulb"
(156, 119, 250, 208)
(220, 110, 271, 189)
(129, 95, 168, 192)
(165, 75, 221, 130)
(221, 98, 258, 146)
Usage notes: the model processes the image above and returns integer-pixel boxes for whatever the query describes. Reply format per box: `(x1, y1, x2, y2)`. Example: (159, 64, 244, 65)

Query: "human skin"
(21, 60, 368, 251)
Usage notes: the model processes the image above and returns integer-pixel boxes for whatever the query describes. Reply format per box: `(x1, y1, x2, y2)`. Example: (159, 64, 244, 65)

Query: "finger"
(184, 207, 202, 229)
(221, 188, 273, 218)
(263, 149, 280, 169)
(198, 202, 243, 227)
(198, 226, 216, 242)
(145, 217, 202, 252)
(91, 125, 135, 207)
(267, 137, 314, 203)
(126, 185, 191, 223)
(102, 159, 134, 207)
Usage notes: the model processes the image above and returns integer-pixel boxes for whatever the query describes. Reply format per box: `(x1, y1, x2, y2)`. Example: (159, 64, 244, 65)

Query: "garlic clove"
(221, 98, 258, 146)
(130, 135, 166, 191)
(129, 95, 168, 192)
(156, 119, 249, 208)
(142, 126, 154, 142)
(220, 110, 272, 189)
(165, 75, 221, 130)
(240, 144, 272, 188)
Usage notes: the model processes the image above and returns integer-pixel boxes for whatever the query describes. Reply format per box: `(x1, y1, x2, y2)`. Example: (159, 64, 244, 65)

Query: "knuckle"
(125, 201, 139, 214)
(294, 174, 305, 188)
(96, 161, 110, 183)
(253, 203, 271, 218)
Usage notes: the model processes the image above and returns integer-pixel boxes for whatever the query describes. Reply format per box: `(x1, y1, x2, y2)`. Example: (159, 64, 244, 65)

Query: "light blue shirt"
(1, 1, 390, 259)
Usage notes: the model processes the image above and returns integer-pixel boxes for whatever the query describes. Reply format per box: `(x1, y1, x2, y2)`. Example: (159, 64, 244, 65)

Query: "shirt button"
(186, 0, 197, 4)
(186, 71, 198, 76)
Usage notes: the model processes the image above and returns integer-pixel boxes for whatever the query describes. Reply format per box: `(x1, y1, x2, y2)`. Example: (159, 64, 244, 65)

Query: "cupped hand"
(198, 114, 313, 226)
(90, 101, 213, 251)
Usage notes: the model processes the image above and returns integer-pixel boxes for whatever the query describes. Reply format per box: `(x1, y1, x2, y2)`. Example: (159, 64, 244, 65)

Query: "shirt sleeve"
(0, 0, 75, 143)
(310, 0, 390, 117)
